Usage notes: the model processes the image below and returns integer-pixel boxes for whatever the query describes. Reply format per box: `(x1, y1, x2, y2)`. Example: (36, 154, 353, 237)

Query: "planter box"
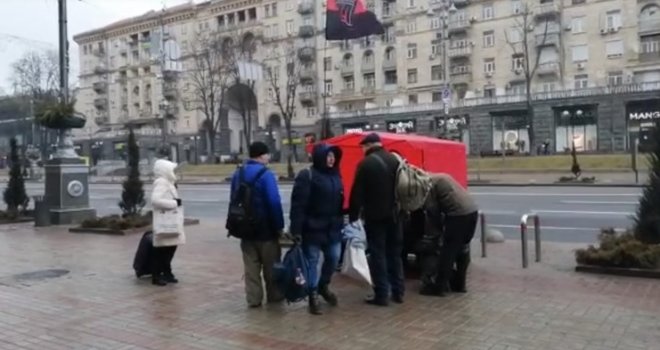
(575, 264, 660, 279)
(0, 217, 35, 225)
(69, 218, 200, 236)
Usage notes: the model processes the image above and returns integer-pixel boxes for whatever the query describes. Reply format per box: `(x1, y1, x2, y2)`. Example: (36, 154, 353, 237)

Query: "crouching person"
(290, 144, 344, 315)
(421, 173, 478, 296)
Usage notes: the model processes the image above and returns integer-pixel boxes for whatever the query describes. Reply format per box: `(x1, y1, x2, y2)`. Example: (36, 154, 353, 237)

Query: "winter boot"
(318, 285, 338, 306)
(451, 248, 471, 293)
(308, 291, 322, 315)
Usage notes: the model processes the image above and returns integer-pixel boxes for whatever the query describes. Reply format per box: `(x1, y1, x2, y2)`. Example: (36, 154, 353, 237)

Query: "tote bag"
(341, 237, 372, 286)
(153, 207, 184, 237)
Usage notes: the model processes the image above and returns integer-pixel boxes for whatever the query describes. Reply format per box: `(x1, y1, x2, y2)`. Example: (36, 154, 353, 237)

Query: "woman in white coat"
(151, 159, 186, 286)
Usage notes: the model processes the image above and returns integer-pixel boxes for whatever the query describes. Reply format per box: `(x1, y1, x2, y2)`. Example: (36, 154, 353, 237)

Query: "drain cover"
(12, 269, 70, 281)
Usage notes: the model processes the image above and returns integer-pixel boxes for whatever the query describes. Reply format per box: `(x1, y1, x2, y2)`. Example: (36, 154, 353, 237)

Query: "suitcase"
(133, 231, 154, 278)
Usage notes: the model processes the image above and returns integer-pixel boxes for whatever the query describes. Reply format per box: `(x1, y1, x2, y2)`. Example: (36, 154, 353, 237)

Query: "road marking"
(488, 224, 623, 232)
(472, 192, 639, 197)
(479, 210, 518, 215)
(560, 200, 638, 205)
(531, 209, 634, 216)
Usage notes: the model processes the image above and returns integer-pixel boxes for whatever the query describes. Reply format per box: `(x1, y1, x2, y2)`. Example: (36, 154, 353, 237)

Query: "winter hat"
(359, 133, 381, 145)
(249, 141, 270, 158)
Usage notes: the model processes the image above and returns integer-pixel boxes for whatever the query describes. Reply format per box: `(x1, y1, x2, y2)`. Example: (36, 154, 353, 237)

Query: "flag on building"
(325, 0, 384, 40)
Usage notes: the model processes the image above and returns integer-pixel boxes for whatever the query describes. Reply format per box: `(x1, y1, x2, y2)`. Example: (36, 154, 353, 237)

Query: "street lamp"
(434, 1, 457, 138)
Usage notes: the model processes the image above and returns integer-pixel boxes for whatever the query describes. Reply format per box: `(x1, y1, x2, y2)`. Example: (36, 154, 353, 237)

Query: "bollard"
(480, 211, 487, 258)
(534, 216, 541, 263)
(520, 219, 529, 268)
(520, 213, 542, 268)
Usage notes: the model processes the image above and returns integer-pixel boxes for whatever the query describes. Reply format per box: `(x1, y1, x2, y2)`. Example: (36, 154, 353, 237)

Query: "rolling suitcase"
(133, 231, 154, 278)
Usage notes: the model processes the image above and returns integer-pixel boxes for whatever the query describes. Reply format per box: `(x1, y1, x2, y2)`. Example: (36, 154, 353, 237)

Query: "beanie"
(249, 141, 270, 158)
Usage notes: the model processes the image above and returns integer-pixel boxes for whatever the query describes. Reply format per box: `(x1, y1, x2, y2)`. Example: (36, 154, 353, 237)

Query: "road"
(16, 183, 641, 244)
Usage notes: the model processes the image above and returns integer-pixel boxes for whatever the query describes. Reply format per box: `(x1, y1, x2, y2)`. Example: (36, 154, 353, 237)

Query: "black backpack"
(226, 166, 268, 239)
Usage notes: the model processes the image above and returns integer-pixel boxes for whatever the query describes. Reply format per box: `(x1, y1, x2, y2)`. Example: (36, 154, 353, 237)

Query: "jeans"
(365, 218, 404, 300)
(303, 241, 342, 291)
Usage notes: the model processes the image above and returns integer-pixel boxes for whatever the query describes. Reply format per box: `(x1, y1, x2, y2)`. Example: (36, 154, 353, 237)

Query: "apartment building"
(73, 0, 660, 160)
(328, 0, 660, 154)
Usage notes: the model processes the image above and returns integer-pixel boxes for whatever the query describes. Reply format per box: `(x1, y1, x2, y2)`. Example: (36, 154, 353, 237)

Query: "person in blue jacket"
(230, 141, 285, 308)
(290, 143, 344, 315)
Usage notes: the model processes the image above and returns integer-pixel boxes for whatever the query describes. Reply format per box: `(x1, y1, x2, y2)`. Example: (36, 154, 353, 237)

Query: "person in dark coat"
(348, 133, 404, 306)
(290, 143, 344, 315)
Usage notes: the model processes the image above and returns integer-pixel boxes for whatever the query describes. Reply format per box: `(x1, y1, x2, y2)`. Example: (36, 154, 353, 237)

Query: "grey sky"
(0, 0, 191, 93)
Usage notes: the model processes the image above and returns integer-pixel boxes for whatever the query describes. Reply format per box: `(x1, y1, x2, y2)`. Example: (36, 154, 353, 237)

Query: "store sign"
(629, 111, 660, 121)
(386, 120, 416, 133)
(343, 123, 367, 134)
(436, 116, 468, 130)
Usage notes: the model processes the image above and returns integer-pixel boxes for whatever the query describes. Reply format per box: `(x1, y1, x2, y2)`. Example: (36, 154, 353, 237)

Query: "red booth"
(309, 132, 468, 208)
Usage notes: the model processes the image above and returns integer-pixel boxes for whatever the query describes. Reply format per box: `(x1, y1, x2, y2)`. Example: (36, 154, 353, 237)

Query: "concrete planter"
(69, 218, 200, 236)
(575, 264, 660, 279)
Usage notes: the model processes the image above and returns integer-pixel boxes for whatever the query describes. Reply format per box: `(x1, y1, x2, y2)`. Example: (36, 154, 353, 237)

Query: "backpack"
(273, 244, 311, 303)
(374, 152, 432, 213)
(225, 166, 268, 239)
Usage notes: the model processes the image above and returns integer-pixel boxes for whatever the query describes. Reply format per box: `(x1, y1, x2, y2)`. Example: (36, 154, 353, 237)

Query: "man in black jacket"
(348, 133, 404, 306)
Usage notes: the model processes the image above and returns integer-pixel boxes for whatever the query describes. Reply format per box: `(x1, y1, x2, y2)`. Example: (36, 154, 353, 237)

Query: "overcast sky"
(0, 0, 192, 93)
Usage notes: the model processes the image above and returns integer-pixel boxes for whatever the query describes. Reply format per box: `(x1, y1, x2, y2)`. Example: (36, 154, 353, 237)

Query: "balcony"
(94, 98, 108, 110)
(299, 68, 315, 83)
(448, 19, 471, 34)
(163, 84, 177, 99)
(298, 1, 314, 14)
(639, 19, 660, 35)
(298, 47, 315, 61)
(162, 70, 179, 81)
(450, 66, 472, 85)
(452, 0, 469, 7)
(383, 56, 397, 69)
(537, 61, 560, 76)
(448, 46, 473, 58)
(340, 63, 354, 76)
(299, 90, 317, 106)
(93, 82, 108, 93)
(298, 25, 315, 38)
(639, 49, 660, 63)
(94, 65, 108, 75)
(94, 115, 109, 125)
(536, 32, 560, 47)
(338, 88, 356, 98)
(361, 59, 375, 73)
(535, 2, 560, 19)
(361, 86, 376, 95)
(163, 106, 179, 118)
(339, 41, 352, 51)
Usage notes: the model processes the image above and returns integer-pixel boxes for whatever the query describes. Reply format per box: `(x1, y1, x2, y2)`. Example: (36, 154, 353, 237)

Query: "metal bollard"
(479, 211, 487, 258)
(534, 215, 541, 263)
(520, 213, 542, 268)
(520, 215, 529, 268)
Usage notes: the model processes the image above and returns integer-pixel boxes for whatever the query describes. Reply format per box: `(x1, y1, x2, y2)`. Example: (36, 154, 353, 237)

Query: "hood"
(153, 159, 178, 183)
(311, 143, 342, 172)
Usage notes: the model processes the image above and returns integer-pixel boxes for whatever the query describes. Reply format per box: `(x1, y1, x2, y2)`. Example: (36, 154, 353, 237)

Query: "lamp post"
(433, 1, 457, 139)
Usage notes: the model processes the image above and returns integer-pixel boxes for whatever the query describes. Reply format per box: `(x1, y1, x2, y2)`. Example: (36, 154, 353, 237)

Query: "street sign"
(442, 88, 451, 104)
(444, 103, 449, 115)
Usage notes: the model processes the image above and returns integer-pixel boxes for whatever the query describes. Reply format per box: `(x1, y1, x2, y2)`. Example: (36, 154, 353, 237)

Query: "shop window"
(492, 114, 529, 153)
(555, 108, 598, 152)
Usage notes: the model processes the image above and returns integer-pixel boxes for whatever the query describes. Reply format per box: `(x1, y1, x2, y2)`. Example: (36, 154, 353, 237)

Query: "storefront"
(342, 122, 369, 134)
(626, 99, 660, 152)
(491, 111, 529, 154)
(385, 119, 416, 134)
(553, 105, 598, 153)
(435, 115, 470, 153)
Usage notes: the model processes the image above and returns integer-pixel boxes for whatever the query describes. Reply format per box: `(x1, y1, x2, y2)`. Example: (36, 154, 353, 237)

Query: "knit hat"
(359, 133, 381, 145)
(249, 141, 270, 158)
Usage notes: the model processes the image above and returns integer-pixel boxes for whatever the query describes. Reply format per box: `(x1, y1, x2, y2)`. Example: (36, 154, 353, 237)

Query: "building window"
(306, 107, 316, 118)
(571, 45, 589, 62)
(406, 21, 417, 34)
(492, 115, 529, 153)
(385, 70, 398, 85)
(343, 75, 354, 90)
(324, 57, 332, 72)
(407, 43, 417, 59)
(407, 69, 418, 84)
(432, 92, 442, 102)
(483, 30, 495, 48)
(363, 73, 375, 87)
(574, 74, 589, 89)
(641, 35, 660, 54)
(484, 58, 496, 74)
(608, 71, 623, 86)
(324, 80, 333, 95)
(571, 16, 584, 34)
(508, 27, 522, 43)
(482, 4, 494, 20)
(383, 25, 395, 43)
(286, 20, 294, 35)
(484, 87, 496, 98)
(363, 50, 374, 64)
(606, 10, 621, 30)
(430, 17, 441, 30)
(542, 82, 557, 92)
(385, 47, 395, 61)
(431, 65, 443, 80)
(407, 0, 415, 8)
(511, 0, 522, 14)
(508, 82, 526, 95)
(512, 55, 524, 71)
(606, 40, 624, 58)
(408, 94, 418, 104)
(555, 108, 598, 153)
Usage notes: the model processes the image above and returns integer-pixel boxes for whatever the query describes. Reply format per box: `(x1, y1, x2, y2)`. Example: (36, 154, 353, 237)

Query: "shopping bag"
(342, 220, 366, 243)
(153, 207, 184, 237)
(341, 238, 372, 286)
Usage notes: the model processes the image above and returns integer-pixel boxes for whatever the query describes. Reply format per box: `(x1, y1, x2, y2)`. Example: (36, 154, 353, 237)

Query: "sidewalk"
(0, 222, 659, 349)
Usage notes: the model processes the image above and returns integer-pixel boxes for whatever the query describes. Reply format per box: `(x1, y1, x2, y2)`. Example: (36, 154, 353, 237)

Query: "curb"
(575, 265, 660, 279)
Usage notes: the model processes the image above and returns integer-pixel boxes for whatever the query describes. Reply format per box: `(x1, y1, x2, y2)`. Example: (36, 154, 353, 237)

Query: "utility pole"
(58, 0, 69, 103)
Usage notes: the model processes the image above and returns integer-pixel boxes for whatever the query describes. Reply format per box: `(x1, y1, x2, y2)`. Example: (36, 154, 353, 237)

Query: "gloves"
(176, 198, 182, 207)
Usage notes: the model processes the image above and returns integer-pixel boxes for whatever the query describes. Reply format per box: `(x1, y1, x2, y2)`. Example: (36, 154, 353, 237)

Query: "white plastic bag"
(153, 207, 184, 237)
(341, 237, 372, 286)
(342, 220, 366, 245)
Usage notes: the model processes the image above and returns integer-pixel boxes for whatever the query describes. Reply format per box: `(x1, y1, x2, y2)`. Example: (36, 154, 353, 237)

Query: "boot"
(308, 291, 322, 315)
(318, 285, 338, 306)
(451, 250, 471, 293)
(163, 273, 179, 284)
(152, 275, 167, 286)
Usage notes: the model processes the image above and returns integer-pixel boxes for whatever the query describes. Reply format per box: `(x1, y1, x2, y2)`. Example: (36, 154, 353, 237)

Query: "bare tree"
(226, 34, 259, 154)
(504, 1, 550, 154)
(264, 43, 301, 179)
(186, 32, 231, 162)
(11, 50, 60, 99)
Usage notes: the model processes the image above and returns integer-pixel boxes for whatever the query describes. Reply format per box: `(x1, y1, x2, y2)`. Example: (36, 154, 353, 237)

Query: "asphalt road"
(17, 183, 641, 244)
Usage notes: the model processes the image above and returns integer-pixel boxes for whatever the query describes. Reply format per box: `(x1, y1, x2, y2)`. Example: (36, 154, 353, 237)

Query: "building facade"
(73, 0, 660, 161)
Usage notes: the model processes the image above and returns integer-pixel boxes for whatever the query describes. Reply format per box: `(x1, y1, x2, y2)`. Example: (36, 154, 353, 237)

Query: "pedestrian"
(290, 143, 344, 315)
(229, 141, 285, 308)
(348, 133, 404, 306)
(420, 173, 478, 297)
(150, 159, 185, 286)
